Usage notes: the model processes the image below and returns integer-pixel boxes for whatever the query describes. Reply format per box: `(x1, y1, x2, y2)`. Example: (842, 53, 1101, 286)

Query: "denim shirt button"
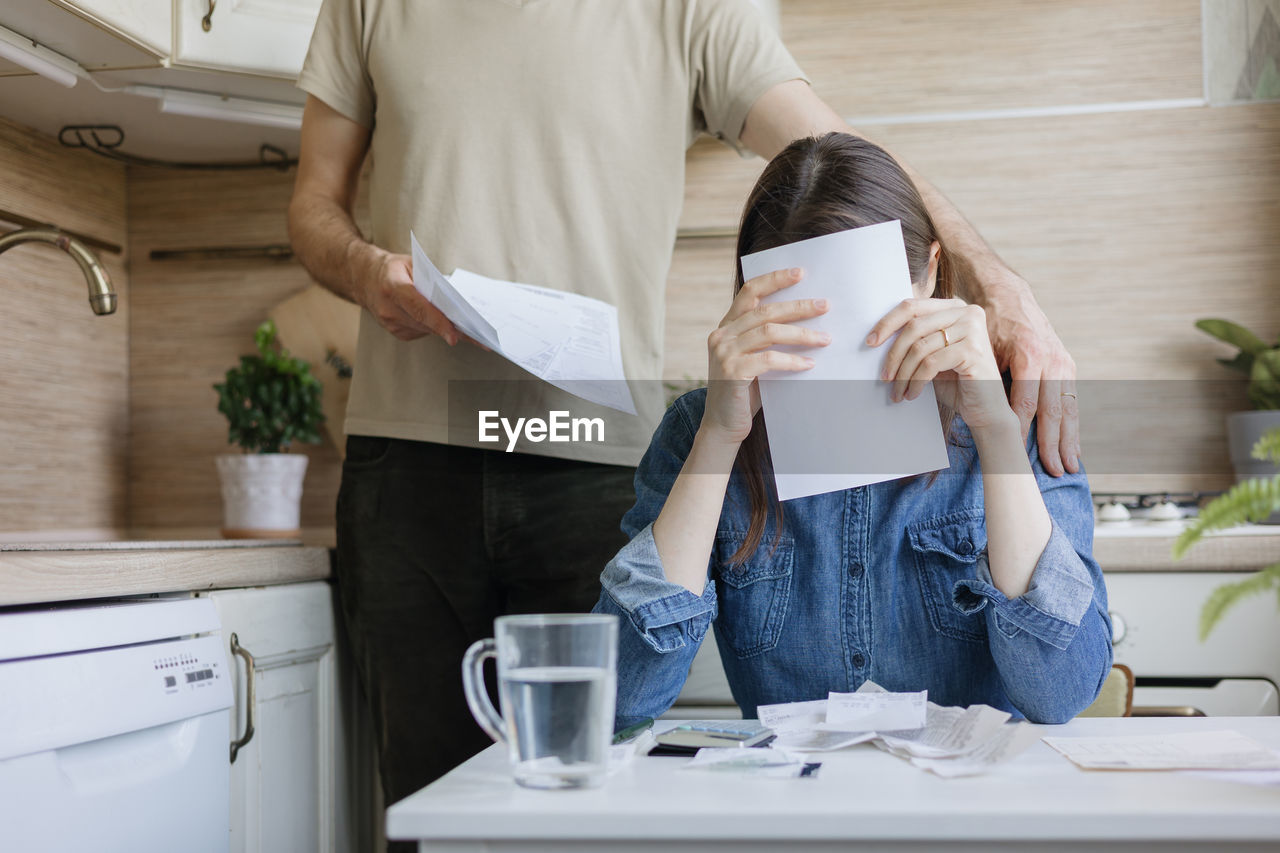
(848, 563, 864, 579)
(958, 540, 974, 556)
(852, 652, 867, 668)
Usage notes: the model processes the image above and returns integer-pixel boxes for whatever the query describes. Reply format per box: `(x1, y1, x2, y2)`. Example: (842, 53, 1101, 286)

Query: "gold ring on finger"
(940, 328, 950, 348)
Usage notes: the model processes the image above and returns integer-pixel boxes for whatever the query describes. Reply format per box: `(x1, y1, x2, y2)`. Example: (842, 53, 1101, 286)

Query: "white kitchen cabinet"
(49, 0, 170, 56)
(206, 580, 376, 853)
(4, 1, 321, 78)
(173, 0, 323, 78)
(0, 0, 163, 72)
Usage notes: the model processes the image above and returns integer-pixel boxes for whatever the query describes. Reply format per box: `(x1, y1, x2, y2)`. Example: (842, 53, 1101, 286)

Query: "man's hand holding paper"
(409, 232, 637, 415)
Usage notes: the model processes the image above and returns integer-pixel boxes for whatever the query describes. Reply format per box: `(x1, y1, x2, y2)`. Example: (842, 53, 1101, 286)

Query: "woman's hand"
(868, 297, 1013, 433)
(701, 267, 830, 444)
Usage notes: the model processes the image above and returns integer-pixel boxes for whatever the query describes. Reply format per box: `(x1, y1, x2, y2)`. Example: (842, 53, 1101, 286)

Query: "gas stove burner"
(1146, 500, 1184, 522)
(1092, 492, 1223, 523)
(1095, 501, 1131, 522)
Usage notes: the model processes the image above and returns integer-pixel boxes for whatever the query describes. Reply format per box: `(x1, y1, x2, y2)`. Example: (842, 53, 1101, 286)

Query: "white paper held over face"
(739, 221, 950, 501)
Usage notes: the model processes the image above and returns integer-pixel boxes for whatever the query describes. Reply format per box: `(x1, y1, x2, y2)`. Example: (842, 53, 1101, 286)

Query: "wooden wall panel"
(0, 117, 129, 534)
(868, 107, 1280, 378)
(680, 137, 765, 232)
(667, 104, 1280, 493)
(783, 0, 1205, 118)
(664, 235, 737, 388)
(682, 0, 1209, 232)
(126, 167, 347, 529)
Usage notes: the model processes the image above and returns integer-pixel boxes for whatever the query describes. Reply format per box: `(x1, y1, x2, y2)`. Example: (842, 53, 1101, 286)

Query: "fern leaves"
(1199, 564, 1280, 641)
(1173, 475, 1280, 558)
(1174, 426, 1280, 640)
(1253, 429, 1280, 465)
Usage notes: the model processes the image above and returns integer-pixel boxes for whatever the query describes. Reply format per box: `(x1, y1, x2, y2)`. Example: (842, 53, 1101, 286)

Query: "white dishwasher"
(0, 597, 233, 852)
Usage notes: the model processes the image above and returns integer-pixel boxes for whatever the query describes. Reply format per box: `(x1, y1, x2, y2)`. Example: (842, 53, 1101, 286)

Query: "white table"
(387, 717, 1280, 852)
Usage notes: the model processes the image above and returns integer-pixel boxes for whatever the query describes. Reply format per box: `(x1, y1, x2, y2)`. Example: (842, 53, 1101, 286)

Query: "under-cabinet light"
(154, 88, 304, 130)
(0, 24, 83, 88)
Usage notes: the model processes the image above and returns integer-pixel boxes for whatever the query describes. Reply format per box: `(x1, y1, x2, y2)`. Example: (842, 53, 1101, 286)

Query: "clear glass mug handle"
(462, 638, 506, 743)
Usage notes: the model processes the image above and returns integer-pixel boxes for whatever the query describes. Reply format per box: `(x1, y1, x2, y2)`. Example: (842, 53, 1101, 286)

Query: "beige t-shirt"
(298, 0, 805, 466)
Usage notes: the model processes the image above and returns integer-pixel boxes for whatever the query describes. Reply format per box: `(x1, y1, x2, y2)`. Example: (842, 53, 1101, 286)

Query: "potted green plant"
(1195, 319, 1280, 486)
(1173, 429, 1280, 639)
(213, 320, 324, 538)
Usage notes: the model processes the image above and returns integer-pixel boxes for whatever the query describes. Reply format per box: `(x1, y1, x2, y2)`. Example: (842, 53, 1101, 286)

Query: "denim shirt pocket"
(711, 531, 795, 659)
(906, 508, 989, 644)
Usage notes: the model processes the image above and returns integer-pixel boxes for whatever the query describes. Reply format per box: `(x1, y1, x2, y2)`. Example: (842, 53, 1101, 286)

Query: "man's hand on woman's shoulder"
(977, 274, 1080, 477)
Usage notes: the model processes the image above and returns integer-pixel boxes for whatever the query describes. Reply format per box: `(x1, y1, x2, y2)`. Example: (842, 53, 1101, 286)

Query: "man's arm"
(287, 95, 467, 345)
(738, 80, 1080, 477)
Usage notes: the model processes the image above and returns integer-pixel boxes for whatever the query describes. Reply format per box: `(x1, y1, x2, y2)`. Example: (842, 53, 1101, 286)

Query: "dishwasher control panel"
(154, 649, 223, 695)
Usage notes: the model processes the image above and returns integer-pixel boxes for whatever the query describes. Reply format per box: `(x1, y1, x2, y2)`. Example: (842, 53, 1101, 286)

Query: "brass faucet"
(0, 227, 117, 315)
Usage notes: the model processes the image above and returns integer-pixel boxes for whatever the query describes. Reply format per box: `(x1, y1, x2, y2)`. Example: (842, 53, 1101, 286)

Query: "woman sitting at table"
(593, 132, 1112, 727)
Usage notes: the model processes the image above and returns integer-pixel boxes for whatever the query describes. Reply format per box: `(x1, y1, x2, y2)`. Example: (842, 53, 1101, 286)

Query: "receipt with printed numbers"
(823, 689, 928, 732)
(754, 682, 1034, 775)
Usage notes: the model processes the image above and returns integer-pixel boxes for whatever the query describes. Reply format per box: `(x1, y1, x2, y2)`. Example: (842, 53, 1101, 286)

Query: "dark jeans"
(334, 436, 637, 814)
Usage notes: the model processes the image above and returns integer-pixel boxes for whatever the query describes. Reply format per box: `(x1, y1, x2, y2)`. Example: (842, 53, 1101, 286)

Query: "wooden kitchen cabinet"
(206, 581, 377, 853)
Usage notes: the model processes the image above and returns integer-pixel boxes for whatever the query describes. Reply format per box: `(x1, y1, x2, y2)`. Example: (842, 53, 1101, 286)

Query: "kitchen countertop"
(0, 538, 331, 607)
(1094, 523, 1280, 572)
(0, 538, 302, 552)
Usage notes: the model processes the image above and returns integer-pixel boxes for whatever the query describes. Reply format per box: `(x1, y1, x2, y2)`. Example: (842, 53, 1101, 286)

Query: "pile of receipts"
(744, 681, 1038, 778)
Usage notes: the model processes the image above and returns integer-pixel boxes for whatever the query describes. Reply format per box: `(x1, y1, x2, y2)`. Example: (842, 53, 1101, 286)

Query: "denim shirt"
(593, 389, 1113, 727)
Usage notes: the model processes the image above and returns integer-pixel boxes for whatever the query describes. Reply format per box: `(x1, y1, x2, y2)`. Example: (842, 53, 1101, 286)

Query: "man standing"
(288, 0, 1079, 814)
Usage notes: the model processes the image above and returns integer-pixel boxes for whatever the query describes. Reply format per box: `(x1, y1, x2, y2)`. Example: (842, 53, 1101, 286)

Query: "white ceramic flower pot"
(1226, 410, 1280, 524)
(215, 453, 309, 538)
(1227, 410, 1280, 479)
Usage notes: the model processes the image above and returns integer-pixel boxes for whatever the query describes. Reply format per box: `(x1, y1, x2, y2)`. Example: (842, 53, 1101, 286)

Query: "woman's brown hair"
(729, 132, 962, 564)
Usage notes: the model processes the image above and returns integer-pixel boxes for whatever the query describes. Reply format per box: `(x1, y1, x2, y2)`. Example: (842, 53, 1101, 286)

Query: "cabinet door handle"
(229, 632, 256, 763)
(202, 0, 216, 32)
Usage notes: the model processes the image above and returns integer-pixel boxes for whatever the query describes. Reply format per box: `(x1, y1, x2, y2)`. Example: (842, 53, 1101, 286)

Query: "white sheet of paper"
(681, 746, 814, 777)
(1181, 761, 1280, 788)
(1043, 730, 1280, 771)
(410, 232, 637, 415)
(739, 221, 950, 501)
(409, 235, 500, 351)
(753, 683, 1027, 770)
(909, 722, 1038, 778)
(824, 689, 928, 732)
(875, 703, 1012, 759)
(757, 698, 875, 751)
(781, 730, 878, 753)
(757, 699, 828, 735)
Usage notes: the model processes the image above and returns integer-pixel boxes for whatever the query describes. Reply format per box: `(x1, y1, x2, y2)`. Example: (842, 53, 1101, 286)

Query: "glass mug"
(462, 613, 618, 789)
